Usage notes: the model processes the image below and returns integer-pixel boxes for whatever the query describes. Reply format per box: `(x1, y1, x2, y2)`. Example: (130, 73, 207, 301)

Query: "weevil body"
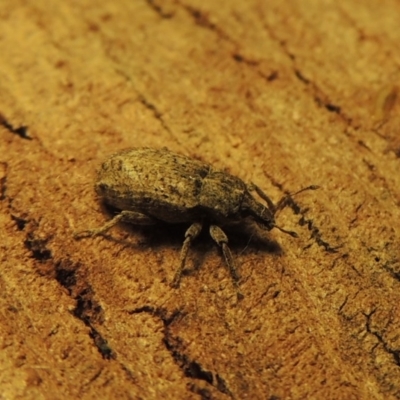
(96, 147, 248, 224)
(75, 147, 317, 298)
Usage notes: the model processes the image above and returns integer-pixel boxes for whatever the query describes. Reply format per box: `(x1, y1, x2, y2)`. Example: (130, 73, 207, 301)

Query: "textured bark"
(1, 0, 400, 399)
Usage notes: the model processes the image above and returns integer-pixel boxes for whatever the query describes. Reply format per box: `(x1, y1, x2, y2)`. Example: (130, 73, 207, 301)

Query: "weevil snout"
(256, 213, 275, 231)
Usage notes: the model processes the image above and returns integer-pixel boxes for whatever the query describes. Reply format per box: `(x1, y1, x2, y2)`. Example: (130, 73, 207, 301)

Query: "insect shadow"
(99, 203, 284, 280)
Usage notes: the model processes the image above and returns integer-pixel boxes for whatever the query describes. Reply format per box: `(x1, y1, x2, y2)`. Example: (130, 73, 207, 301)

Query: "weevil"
(75, 147, 317, 298)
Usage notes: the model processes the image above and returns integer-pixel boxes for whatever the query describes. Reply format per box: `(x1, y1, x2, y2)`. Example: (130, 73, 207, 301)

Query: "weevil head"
(255, 207, 299, 238)
(241, 192, 275, 229)
(255, 205, 276, 231)
(242, 192, 298, 238)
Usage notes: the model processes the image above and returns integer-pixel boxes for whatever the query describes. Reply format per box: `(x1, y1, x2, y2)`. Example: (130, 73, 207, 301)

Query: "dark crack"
(172, 4, 352, 128)
(180, 3, 232, 43)
(22, 227, 114, 359)
(337, 294, 349, 318)
(54, 261, 77, 293)
(215, 374, 231, 396)
(24, 232, 52, 262)
(178, 4, 280, 86)
(128, 306, 233, 397)
(73, 287, 105, 325)
(89, 328, 114, 360)
(294, 69, 310, 84)
(364, 309, 400, 366)
(137, 94, 172, 134)
(232, 52, 279, 82)
(145, 0, 174, 18)
(188, 383, 213, 399)
(11, 214, 28, 231)
(232, 53, 259, 66)
(0, 113, 31, 140)
(183, 359, 213, 384)
(0, 162, 7, 200)
(381, 260, 400, 282)
(53, 259, 114, 359)
(263, 21, 352, 123)
(315, 96, 343, 116)
(324, 103, 341, 113)
(183, 5, 218, 31)
(264, 70, 279, 82)
(300, 216, 340, 253)
(293, 68, 350, 122)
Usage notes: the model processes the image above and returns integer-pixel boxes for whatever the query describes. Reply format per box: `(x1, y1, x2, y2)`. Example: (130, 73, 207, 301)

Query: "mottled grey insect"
(75, 147, 317, 298)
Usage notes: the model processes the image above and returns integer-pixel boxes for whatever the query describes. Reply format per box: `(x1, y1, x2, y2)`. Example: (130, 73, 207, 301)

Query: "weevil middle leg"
(209, 224, 243, 299)
(171, 221, 203, 289)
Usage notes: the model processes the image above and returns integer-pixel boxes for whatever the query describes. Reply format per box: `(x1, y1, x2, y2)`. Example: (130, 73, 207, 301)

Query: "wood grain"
(1, 0, 400, 398)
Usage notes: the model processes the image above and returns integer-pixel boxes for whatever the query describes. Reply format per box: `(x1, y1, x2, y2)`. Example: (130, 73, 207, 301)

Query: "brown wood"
(1, 0, 400, 398)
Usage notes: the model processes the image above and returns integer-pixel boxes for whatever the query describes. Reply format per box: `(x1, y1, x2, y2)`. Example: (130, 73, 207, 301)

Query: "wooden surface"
(1, 0, 400, 399)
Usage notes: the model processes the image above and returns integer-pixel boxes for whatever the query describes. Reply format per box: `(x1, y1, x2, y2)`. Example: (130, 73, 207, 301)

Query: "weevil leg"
(171, 222, 203, 288)
(247, 183, 276, 212)
(275, 185, 319, 214)
(74, 210, 156, 239)
(249, 183, 319, 215)
(209, 225, 243, 300)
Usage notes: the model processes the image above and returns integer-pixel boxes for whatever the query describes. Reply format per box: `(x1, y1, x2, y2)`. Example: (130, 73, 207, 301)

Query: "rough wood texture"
(1, 1, 400, 399)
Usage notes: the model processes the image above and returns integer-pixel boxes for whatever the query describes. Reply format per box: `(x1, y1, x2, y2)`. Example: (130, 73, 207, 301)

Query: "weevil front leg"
(74, 210, 157, 239)
(209, 225, 243, 300)
(171, 222, 203, 288)
(247, 182, 276, 212)
(248, 183, 319, 215)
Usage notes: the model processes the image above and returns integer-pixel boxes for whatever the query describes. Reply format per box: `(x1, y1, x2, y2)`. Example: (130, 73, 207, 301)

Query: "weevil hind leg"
(74, 210, 157, 239)
(209, 225, 243, 300)
(171, 222, 203, 289)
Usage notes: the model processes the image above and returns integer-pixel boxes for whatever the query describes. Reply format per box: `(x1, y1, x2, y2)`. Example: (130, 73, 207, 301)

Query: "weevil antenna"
(275, 185, 319, 215)
(274, 224, 299, 238)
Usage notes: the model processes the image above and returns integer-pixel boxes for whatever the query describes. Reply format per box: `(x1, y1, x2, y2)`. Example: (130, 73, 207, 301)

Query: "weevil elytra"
(75, 147, 318, 298)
